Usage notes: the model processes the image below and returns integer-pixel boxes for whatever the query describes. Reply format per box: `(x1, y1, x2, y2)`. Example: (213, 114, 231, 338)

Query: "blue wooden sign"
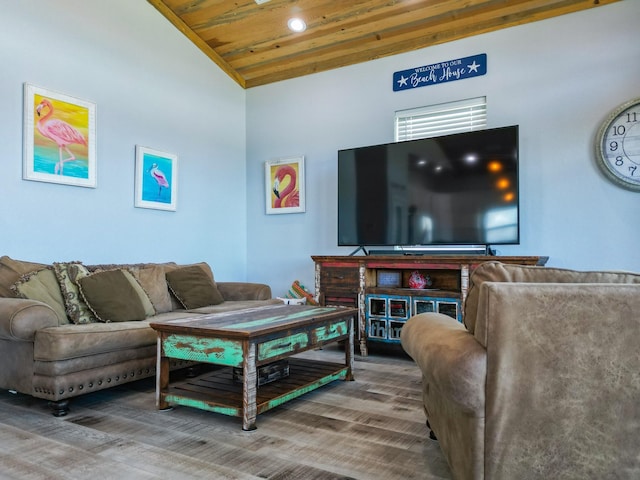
(393, 53, 487, 91)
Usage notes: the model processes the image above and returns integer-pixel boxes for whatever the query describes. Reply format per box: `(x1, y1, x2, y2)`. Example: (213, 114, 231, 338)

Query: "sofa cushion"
(53, 262, 97, 324)
(10, 268, 69, 325)
(78, 270, 148, 322)
(166, 264, 224, 309)
(464, 261, 640, 333)
(131, 265, 173, 313)
(34, 320, 158, 361)
(0, 256, 47, 298)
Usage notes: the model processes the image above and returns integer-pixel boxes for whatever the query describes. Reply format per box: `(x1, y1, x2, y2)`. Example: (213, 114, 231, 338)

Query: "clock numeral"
(627, 112, 638, 123)
(611, 125, 626, 136)
(615, 156, 624, 167)
(630, 166, 638, 177)
(609, 141, 618, 152)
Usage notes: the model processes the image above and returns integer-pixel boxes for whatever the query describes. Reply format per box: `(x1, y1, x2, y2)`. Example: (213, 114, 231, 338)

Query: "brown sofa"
(0, 256, 280, 416)
(401, 261, 640, 480)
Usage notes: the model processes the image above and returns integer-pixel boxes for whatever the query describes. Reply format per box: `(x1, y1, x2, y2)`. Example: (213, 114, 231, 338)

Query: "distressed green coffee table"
(150, 304, 356, 430)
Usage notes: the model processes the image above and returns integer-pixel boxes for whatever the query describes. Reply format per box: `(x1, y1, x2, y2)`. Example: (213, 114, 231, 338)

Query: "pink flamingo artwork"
(273, 164, 300, 208)
(149, 163, 169, 198)
(35, 98, 87, 175)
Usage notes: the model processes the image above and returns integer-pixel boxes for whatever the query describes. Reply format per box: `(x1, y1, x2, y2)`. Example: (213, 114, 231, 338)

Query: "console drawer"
(321, 267, 359, 292)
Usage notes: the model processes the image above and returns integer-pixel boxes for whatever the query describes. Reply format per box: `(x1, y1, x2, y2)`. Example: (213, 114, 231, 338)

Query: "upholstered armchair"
(401, 261, 640, 480)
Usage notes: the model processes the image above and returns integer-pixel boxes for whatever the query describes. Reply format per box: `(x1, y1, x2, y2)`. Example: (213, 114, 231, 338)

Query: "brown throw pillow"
(165, 265, 224, 309)
(78, 270, 147, 322)
(0, 256, 47, 298)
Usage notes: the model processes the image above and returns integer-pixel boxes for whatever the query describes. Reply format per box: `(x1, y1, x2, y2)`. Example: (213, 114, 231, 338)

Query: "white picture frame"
(134, 146, 178, 211)
(23, 83, 97, 188)
(265, 156, 305, 214)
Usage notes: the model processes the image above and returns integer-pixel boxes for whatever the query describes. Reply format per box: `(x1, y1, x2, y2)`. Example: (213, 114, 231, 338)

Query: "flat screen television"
(337, 125, 519, 251)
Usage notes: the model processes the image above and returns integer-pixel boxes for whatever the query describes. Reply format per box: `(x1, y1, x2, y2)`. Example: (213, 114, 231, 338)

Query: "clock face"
(596, 98, 640, 191)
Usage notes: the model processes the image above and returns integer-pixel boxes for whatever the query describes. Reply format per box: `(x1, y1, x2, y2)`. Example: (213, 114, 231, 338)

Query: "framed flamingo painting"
(134, 146, 178, 211)
(23, 83, 97, 188)
(265, 156, 306, 214)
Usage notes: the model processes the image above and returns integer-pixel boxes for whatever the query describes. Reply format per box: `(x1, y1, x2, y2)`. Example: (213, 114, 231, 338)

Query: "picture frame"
(23, 83, 97, 188)
(134, 146, 178, 211)
(265, 156, 305, 214)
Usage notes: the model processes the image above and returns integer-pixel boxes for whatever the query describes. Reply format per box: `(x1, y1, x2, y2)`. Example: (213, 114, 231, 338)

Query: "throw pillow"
(121, 270, 156, 317)
(0, 255, 47, 298)
(77, 270, 147, 322)
(11, 268, 69, 325)
(165, 265, 224, 309)
(131, 265, 173, 313)
(53, 262, 97, 324)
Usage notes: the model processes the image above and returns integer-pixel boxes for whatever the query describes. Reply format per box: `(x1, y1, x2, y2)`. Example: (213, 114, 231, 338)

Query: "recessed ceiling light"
(255, 0, 271, 4)
(287, 17, 306, 32)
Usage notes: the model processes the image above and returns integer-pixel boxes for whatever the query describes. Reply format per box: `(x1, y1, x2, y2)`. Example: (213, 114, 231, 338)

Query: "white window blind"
(395, 97, 487, 142)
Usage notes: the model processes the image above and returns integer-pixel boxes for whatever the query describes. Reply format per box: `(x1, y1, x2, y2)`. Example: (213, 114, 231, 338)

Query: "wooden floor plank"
(0, 345, 451, 480)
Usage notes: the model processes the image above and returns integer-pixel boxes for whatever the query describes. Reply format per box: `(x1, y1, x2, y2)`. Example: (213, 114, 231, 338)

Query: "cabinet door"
(365, 294, 410, 343)
(413, 296, 461, 322)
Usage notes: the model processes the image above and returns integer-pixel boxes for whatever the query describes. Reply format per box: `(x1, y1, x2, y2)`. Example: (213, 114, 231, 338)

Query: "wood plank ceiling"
(148, 0, 618, 89)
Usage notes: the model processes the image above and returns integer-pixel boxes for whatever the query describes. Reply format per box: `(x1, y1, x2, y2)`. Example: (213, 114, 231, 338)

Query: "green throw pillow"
(11, 268, 69, 325)
(78, 270, 147, 322)
(166, 265, 224, 309)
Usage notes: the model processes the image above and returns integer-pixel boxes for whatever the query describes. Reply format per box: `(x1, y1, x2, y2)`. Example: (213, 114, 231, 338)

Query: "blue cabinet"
(366, 293, 461, 344)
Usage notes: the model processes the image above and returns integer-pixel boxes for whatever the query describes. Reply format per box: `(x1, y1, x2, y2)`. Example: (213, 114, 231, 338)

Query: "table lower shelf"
(162, 358, 350, 418)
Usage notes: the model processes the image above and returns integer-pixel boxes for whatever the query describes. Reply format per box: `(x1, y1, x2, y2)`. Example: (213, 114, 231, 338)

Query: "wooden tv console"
(312, 255, 548, 356)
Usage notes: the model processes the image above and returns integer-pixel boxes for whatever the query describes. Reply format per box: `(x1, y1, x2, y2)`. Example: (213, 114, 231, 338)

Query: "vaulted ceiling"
(147, 0, 618, 89)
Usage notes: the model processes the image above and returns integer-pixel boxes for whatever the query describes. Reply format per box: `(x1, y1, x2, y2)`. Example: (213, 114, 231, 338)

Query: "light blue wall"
(2, 2, 638, 296)
(247, 1, 640, 297)
(0, 1, 249, 281)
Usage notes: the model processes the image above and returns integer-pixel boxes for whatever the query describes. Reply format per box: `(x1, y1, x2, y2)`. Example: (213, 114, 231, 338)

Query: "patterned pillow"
(53, 262, 97, 324)
(11, 268, 69, 325)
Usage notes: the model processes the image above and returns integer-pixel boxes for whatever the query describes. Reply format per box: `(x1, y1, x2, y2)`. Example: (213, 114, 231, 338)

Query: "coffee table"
(150, 304, 356, 430)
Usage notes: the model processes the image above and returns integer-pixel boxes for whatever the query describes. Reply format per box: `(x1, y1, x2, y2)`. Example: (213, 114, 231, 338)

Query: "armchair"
(401, 261, 640, 480)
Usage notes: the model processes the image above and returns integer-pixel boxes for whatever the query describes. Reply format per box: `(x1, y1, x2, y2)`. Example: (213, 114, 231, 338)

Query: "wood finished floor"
(0, 344, 452, 480)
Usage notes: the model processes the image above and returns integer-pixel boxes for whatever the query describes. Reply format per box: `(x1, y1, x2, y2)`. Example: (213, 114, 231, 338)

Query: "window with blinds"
(394, 97, 487, 142)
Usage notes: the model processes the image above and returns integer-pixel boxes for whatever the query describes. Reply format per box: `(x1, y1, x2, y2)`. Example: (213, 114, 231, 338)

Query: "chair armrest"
(0, 297, 59, 342)
(216, 282, 272, 301)
(401, 313, 487, 414)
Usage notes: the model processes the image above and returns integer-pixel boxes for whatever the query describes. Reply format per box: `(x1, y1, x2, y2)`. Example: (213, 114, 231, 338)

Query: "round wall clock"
(595, 97, 640, 191)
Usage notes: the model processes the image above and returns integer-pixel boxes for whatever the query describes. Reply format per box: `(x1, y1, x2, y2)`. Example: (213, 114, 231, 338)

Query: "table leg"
(346, 315, 355, 381)
(242, 341, 258, 431)
(156, 336, 171, 410)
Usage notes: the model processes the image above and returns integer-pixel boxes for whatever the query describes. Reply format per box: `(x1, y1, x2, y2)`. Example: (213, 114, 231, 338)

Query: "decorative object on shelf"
(595, 97, 640, 191)
(377, 270, 401, 287)
(408, 271, 432, 289)
(134, 146, 178, 211)
(265, 156, 305, 214)
(22, 83, 97, 188)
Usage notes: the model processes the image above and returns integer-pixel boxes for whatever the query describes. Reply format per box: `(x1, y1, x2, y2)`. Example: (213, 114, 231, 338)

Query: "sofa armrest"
(401, 312, 487, 414)
(216, 282, 272, 301)
(0, 297, 59, 342)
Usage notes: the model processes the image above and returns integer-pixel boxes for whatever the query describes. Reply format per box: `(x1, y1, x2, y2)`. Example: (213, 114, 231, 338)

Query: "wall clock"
(595, 97, 640, 191)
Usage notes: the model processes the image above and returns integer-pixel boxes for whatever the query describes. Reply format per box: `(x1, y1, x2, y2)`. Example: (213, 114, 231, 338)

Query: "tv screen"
(337, 126, 519, 248)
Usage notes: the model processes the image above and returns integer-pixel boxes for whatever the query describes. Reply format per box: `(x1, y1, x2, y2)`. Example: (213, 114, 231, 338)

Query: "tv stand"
(312, 254, 548, 356)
